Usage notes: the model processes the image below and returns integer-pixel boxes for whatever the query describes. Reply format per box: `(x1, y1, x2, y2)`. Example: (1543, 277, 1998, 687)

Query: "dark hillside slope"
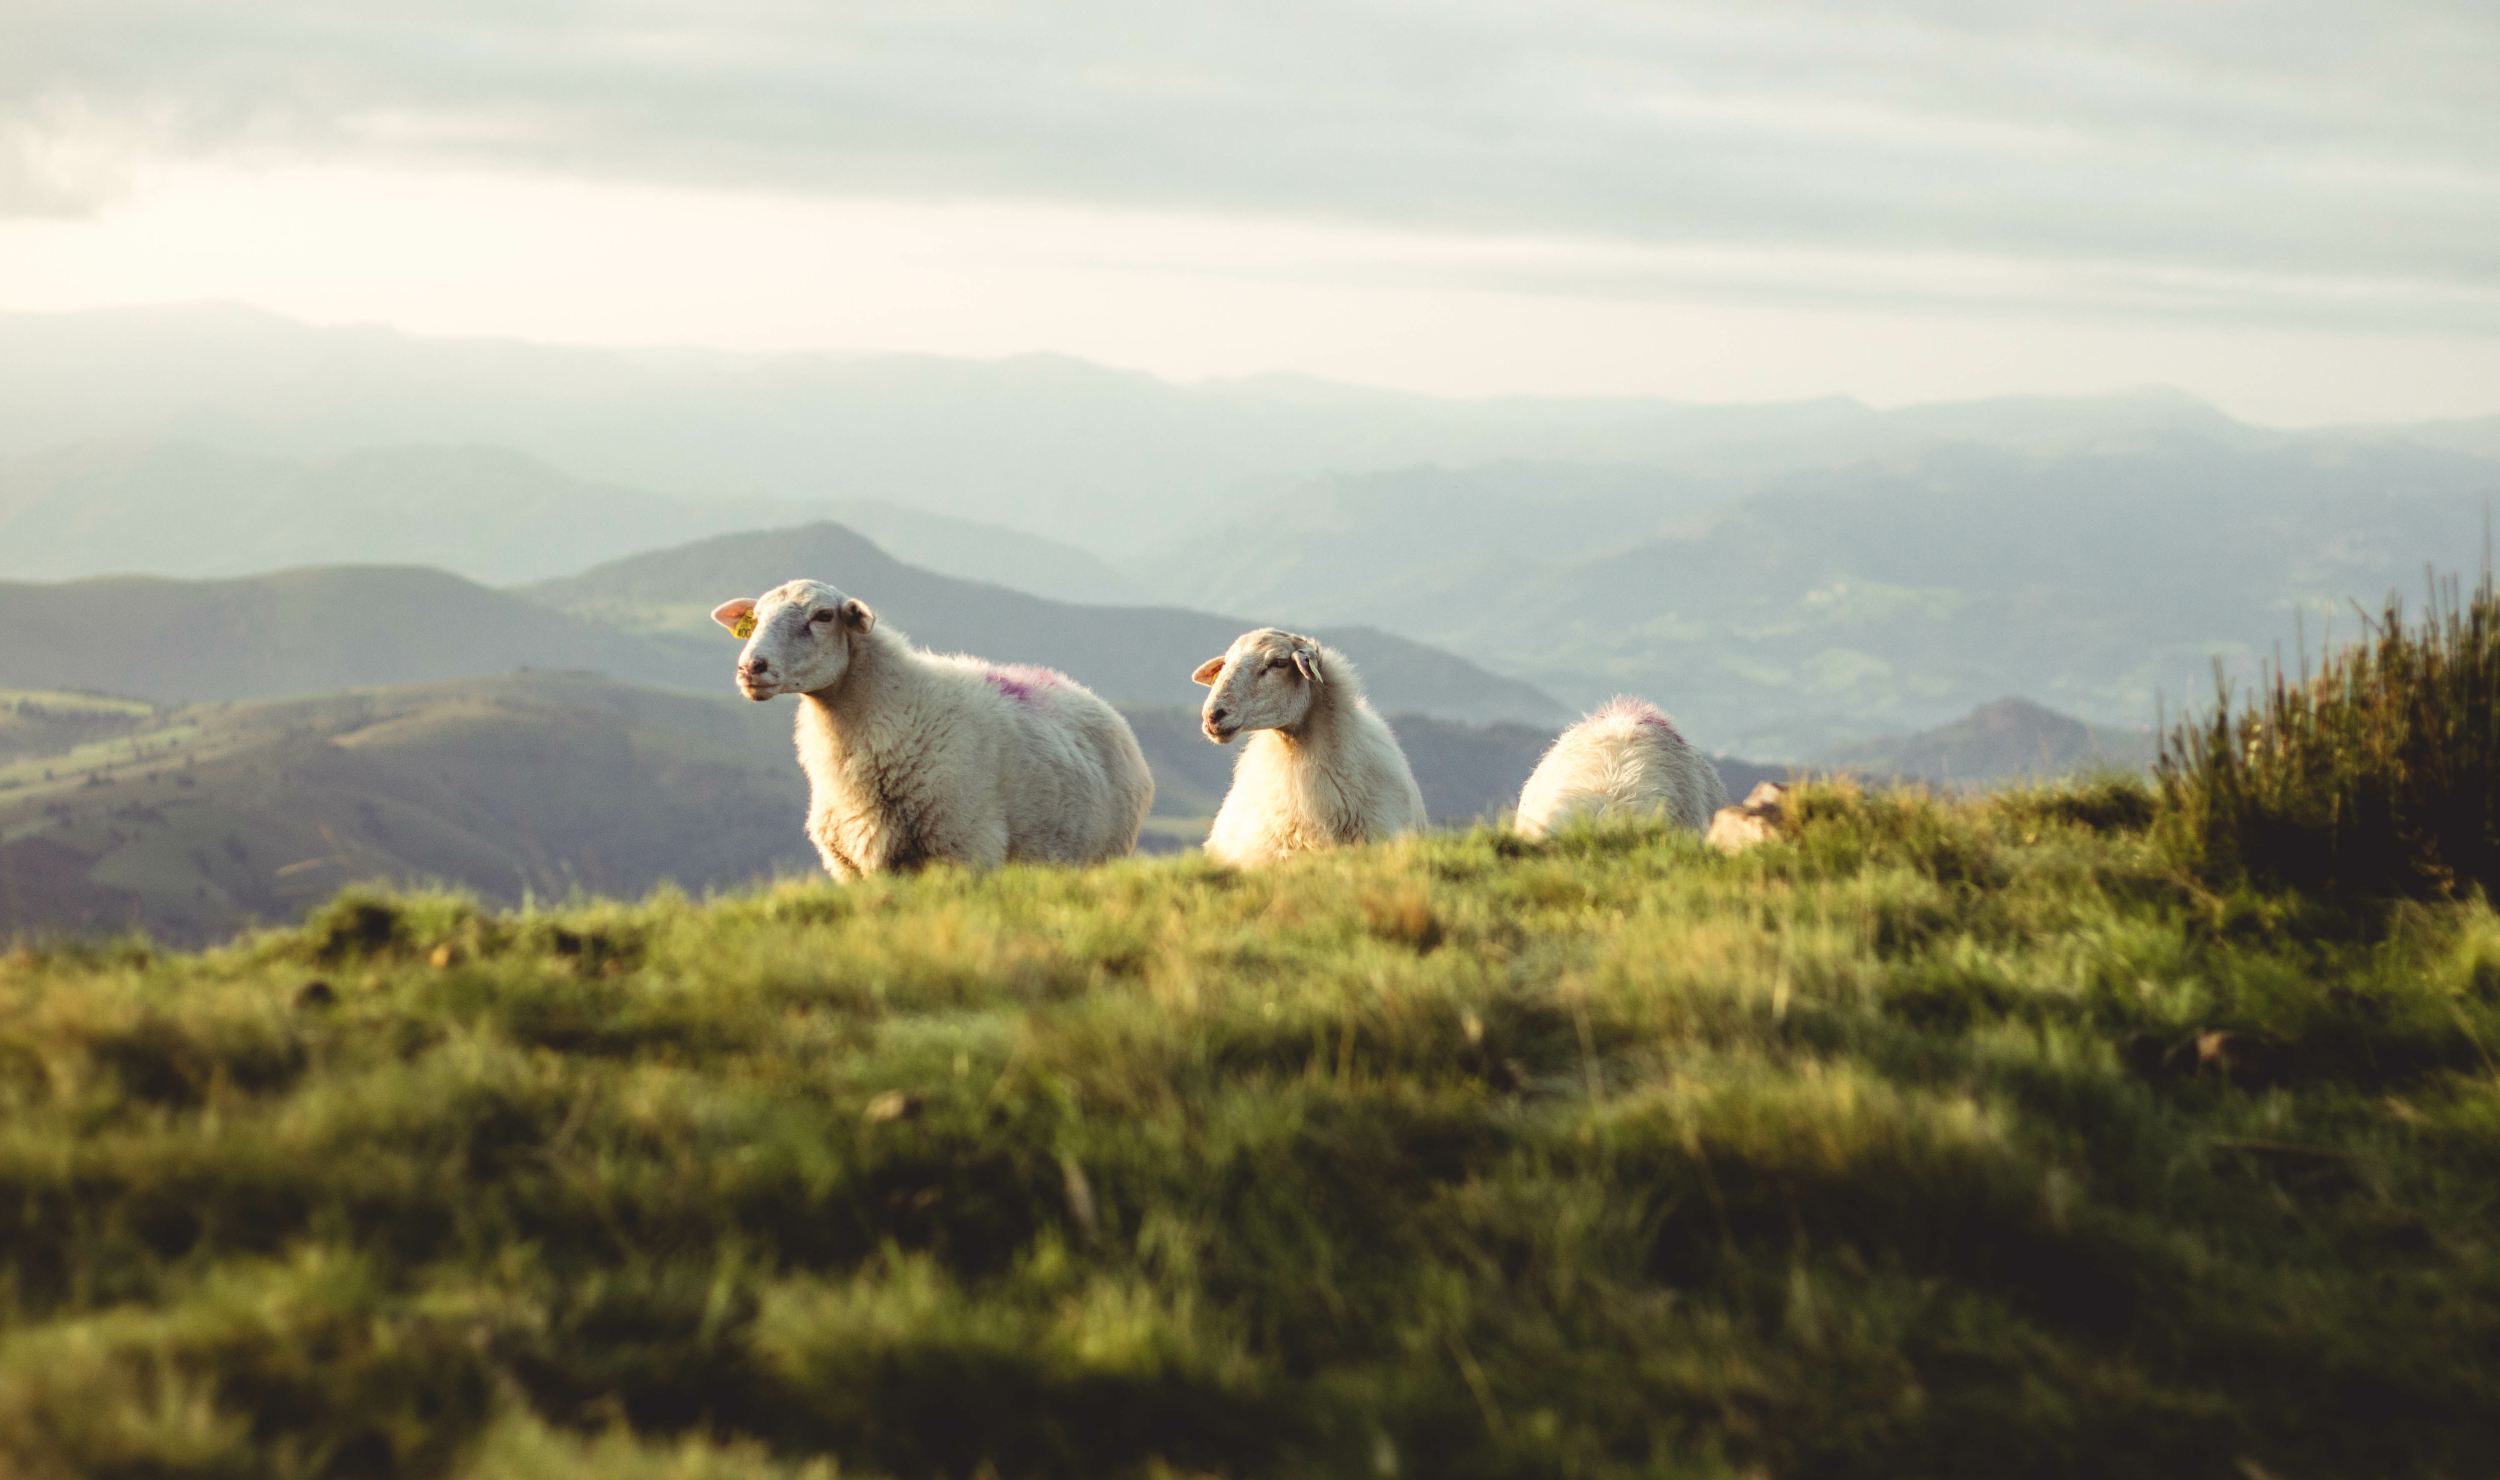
(0, 673, 813, 943)
(0, 566, 714, 703)
(522, 522, 1566, 723)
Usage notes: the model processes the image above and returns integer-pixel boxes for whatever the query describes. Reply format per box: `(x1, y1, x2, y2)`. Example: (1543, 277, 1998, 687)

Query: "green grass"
(2, 777, 2497, 1478)
(2162, 570, 2500, 901)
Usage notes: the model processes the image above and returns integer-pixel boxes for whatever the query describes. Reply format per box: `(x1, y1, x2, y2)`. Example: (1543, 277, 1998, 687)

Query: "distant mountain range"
(5, 305, 2497, 758)
(517, 522, 1566, 724)
(0, 519, 1562, 735)
(1155, 439, 2499, 753)
(0, 439, 1145, 601)
(0, 304, 2428, 558)
(1809, 698, 2155, 786)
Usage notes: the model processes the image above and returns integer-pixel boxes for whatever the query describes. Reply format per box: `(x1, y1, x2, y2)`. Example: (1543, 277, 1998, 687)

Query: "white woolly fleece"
(1514, 696, 1728, 839)
(726, 579, 1153, 876)
(1197, 629, 1428, 869)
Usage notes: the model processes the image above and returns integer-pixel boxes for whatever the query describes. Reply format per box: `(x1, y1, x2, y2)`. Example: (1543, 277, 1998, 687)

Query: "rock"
(1707, 782, 1792, 854)
(863, 1091, 924, 1124)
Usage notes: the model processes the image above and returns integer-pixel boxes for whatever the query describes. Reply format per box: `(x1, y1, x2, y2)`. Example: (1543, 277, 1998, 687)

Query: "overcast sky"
(5, 1, 2495, 422)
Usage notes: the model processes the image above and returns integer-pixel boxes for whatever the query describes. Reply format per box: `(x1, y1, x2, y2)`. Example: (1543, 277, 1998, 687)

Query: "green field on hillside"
(2, 777, 2496, 1478)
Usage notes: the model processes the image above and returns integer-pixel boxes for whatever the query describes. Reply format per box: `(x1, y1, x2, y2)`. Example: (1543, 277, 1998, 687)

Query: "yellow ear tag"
(731, 612, 757, 640)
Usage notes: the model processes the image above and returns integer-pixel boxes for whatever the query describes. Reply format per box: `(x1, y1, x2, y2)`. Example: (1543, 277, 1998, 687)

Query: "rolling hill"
(0, 674, 812, 943)
(0, 523, 1556, 722)
(518, 522, 1568, 724)
(0, 565, 715, 704)
(1809, 697, 2156, 786)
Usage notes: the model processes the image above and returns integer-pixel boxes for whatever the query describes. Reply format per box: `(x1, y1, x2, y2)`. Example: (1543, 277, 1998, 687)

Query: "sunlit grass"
(0, 780, 2496, 1476)
(2162, 568, 2500, 901)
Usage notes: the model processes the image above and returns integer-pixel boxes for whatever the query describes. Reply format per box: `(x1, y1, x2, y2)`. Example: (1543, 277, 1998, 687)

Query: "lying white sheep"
(1192, 628, 1428, 868)
(713, 579, 1153, 876)
(1514, 697, 1728, 839)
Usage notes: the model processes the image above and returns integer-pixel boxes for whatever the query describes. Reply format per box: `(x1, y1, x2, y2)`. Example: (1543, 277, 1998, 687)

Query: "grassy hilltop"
(2, 783, 2498, 1478)
(0, 580, 2494, 1478)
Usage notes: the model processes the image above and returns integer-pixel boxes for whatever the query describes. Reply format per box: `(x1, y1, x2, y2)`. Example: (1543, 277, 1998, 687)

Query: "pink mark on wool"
(985, 664, 1063, 704)
(1589, 696, 1680, 736)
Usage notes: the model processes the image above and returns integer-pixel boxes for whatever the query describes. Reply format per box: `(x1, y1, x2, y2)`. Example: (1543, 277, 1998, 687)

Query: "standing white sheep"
(1514, 697, 1728, 839)
(713, 579, 1153, 876)
(1191, 628, 1428, 868)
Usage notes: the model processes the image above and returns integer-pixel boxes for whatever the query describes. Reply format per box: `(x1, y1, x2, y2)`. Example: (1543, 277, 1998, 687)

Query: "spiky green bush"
(2, 789, 2498, 1478)
(2160, 571, 2500, 901)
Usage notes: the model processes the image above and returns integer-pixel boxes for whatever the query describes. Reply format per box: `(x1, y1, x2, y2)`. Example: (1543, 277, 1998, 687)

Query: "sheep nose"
(1209, 706, 1231, 725)
(742, 657, 771, 677)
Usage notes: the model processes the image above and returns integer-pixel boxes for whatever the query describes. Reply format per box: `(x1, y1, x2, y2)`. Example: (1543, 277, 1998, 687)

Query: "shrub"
(2160, 570, 2500, 900)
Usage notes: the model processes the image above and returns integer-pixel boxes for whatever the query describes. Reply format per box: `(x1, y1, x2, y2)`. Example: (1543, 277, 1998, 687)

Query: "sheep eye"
(1266, 657, 1291, 670)
(810, 609, 836, 624)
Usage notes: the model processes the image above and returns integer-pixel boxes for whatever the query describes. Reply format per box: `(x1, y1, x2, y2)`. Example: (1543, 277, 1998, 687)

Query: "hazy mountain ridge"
(519, 522, 1567, 724)
(1141, 461, 1732, 621)
(0, 306, 2354, 558)
(0, 439, 1148, 601)
(1165, 437, 2500, 754)
(1809, 698, 2156, 786)
(0, 520, 1554, 723)
(0, 441, 722, 586)
(8, 306, 2495, 758)
(0, 565, 712, 704)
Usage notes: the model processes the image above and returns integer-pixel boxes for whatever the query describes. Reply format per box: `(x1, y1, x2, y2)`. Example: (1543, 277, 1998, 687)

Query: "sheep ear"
(1293, 648, 1325, 684)
(711, 599, 759, 640)
(840, 599, 875, 634)
(1190, 657, 1226, 686)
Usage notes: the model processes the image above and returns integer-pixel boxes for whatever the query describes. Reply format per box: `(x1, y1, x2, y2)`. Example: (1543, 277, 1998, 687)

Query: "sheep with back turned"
(1514, 696, 1727, 839)
(1192, 628, 1427, 868)
(713, 578, 1153, 877)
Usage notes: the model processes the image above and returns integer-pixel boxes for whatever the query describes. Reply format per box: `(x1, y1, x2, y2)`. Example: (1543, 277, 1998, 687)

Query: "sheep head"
(1194, 628, 1325, 743)
(713, 580, 875, 700)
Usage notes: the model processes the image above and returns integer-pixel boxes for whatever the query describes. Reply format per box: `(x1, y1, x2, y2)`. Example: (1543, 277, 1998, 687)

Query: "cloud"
(8, 1, 2497, 316)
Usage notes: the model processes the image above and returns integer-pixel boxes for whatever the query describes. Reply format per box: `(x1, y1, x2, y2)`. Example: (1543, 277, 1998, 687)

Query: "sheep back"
(1514, 697, 1728, 839)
